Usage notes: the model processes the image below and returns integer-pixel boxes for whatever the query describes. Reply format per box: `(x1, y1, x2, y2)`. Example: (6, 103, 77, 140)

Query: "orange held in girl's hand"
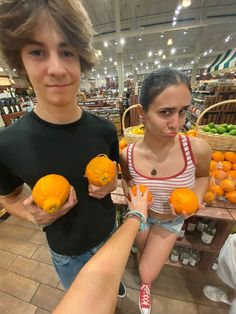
(85, 154, 116, 186)
(131, 185, 153, 203)
(169, 188, 199, 215)
(32, 174, 70, 213)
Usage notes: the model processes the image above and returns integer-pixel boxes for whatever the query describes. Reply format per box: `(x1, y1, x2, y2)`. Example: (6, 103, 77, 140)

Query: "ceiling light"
(140, 62, 143, 66)
(158, 64, 161, 68)
(167, 38, 173, 46)
(158, 50, 163, 56)
(172, 21, 177, 26)
(0, 67, 4, 72)
(114, 61, 117, 66)
(177, 5, 182, 10)
(160, 34, 164, 38)
(120, 38, 125, 45)
(183, 49, 186, 53)
(184, 31, 187, 35)
(104, 41, 108, 47)
(171, 48, 176, 54)
(135, 67, 139, 71)
(146, 66, 149, 69)
(182, 0, 191, 8)
(209, 49, 213, 53)
(114, 41, 117, 45)
(162, 54, 166, 60)
(191, 60, 194, 64)
(148, 51, 153, 57)
(154, 60, 159, 64)
(138, 37, 142, 41)
(109, 57, 113, 62)
(175, 10, 180, 15)
(169, 63, 172, 67)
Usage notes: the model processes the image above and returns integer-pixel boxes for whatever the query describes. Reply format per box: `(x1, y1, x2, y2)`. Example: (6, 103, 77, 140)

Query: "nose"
(47, 53, 66, 77)
(168, 113, 180, 130)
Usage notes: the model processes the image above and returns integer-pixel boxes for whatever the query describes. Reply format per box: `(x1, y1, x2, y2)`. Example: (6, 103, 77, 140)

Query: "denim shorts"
(50, 223, 117, 290)
(146, 215, 184, 234)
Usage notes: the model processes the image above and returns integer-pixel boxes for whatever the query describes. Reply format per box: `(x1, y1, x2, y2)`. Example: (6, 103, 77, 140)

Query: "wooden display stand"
(1, 111, 25, 127)
(111, 180, 236, 272)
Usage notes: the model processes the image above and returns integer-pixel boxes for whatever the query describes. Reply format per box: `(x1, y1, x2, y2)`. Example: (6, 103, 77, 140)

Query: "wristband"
(125, 210, 147, 232)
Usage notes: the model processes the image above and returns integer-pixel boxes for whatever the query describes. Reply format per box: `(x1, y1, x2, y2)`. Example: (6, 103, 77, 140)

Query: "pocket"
(51, 251, 71, 266)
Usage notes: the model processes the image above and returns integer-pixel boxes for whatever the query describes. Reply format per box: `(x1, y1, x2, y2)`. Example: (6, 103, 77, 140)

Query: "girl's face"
(21, 13, 81, 108)
(141, 84, 191, 139)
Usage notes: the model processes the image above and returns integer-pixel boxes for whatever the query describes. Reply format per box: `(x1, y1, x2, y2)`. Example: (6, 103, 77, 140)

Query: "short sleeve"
(0, 160, 23, 195)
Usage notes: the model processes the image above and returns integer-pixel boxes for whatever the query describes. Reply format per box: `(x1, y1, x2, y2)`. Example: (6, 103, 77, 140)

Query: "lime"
(217, 127, 226, 134)
(221, 123, 228, 128)
(202, 126, 211, 132)
(229, 129, 236, 136)
(210, 128, 217, 134)
(208, 122, 215, 129)
(226, 124, 236, 132)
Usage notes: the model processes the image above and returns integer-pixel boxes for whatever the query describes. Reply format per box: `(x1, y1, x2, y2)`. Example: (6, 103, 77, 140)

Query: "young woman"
(0, 0, 125, 296)
(120, 68, 212, 314)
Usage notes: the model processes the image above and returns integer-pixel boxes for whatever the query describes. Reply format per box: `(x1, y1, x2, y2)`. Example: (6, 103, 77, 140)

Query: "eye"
(179, 106, 189, 115)
(159, 109, 172, 116)
(29, 50, 44, 57)
(61, 50, 75, 57)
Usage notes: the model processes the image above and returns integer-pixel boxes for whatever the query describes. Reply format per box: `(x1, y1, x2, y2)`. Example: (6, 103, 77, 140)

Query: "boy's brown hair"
(0, 0, 96, 74)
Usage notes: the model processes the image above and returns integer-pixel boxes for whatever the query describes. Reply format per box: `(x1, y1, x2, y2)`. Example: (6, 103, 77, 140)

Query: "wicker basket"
(195, 99, 236, 151)
(122, 104, 144, 144)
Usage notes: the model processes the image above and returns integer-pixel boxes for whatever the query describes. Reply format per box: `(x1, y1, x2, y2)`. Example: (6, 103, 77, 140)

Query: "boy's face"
(21, 13, 81, 108)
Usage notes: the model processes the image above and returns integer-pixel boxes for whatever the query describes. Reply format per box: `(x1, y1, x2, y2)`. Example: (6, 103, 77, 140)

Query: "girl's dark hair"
(0, 0, 96, 74)
(139, 68, 192, 111)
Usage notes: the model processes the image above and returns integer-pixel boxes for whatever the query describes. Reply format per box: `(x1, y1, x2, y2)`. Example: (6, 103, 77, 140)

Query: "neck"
(34, 101, 82, 124)
(142, 133, 176, 155)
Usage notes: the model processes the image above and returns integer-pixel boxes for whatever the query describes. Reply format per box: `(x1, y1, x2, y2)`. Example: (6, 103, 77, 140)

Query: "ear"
(136, 104, 145, 124)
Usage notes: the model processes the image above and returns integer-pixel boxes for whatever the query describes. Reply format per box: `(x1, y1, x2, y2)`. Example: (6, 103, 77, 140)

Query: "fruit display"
(119, 137, 127, 151)
(32, 174, 70, 213)
(200, 123, 236, 136)
(130, 184, 153, 203)
(128, 124, 145, 135)
(85, 154, 116, 186)
(169, 188, 199, 215)
(204, 151, 236, 204)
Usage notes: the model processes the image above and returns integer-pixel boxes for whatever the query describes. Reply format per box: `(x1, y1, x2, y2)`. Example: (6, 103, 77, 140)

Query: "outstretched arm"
(53, 187, 149, 314)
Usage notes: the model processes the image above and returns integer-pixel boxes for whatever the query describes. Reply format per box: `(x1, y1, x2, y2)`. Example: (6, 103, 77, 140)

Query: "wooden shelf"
(176, 232, 218, 253)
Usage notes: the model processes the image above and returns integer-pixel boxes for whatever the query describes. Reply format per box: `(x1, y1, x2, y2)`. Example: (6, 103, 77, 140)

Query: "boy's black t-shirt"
(0, 110, 119, 255)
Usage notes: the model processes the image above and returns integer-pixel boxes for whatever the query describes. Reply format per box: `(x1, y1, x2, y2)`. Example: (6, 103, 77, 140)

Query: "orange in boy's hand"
(32, 174, 70, 213)
(85, 154, 116, 186)
(131, 185, 153, 203)
(169, 188, 198, 215)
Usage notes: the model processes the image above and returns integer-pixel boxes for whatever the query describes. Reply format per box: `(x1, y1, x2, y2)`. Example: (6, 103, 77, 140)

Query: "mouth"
(47, 83, 72, 88)
(163, 131, 178, 137)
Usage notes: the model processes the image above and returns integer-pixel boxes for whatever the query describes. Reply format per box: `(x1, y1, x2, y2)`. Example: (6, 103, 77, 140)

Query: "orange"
(203, 191, 216, 204)
(232, 163, 236, 171)
(186, 129, 196, 137)
(209, 184, 224, 196)
(85, 154, 116, 186)
(226, 170, 236, 180)
(225, 191, 236, 204)
(32, 174, 70, 213)
(221, 161, 232, 172)
(210, 160, 218, 172)
(131, 185, 153, 203)
(169, 188, 198, 215)
(212, 151, 225, 162)
(119, 138, 127, 151)
(219, 179, 236, 192)
(212, 170, 227, 180)
(224, 152, 236, 163)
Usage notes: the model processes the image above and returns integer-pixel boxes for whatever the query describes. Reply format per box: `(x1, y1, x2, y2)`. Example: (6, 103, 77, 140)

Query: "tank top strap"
(179, 134, 196, 167)
(127, 143, 135, 172)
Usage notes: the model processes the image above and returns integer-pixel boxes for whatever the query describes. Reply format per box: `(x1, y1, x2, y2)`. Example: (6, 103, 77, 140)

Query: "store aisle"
(0, 216, 230, 314)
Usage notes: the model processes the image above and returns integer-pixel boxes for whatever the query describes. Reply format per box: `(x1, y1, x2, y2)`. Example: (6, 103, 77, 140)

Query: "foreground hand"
(126, 186, 149, 219)
(23, 186, 78, 226)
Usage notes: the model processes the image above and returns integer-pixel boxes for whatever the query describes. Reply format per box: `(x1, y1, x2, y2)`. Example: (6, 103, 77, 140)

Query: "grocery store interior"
(0, 0, 236, 313)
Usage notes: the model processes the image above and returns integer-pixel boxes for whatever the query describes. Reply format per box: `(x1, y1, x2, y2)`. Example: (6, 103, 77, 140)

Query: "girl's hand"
(170, 201, 205, 219)
(23, 186, 78, 226)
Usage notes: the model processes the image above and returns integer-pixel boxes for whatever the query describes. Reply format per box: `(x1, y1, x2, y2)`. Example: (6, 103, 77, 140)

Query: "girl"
(120, 68, 212, 314)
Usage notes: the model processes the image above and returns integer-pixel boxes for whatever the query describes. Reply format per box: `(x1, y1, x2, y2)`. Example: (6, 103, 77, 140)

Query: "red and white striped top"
(127, 135, 196, 214)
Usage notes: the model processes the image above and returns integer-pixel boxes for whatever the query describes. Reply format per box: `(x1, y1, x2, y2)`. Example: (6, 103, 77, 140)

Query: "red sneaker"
(139, 282, 151, 314)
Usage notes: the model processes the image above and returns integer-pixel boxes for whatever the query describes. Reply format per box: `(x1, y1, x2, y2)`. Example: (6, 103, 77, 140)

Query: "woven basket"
(195, 99, 236, 151)
(122, 104, 144, 144)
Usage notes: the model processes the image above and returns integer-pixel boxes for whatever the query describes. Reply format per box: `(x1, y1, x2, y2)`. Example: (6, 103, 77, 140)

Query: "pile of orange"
(204, 151, 236, 204)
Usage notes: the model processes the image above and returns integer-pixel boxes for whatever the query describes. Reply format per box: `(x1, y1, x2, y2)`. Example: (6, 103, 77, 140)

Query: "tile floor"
(0, 215, 230, 314)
